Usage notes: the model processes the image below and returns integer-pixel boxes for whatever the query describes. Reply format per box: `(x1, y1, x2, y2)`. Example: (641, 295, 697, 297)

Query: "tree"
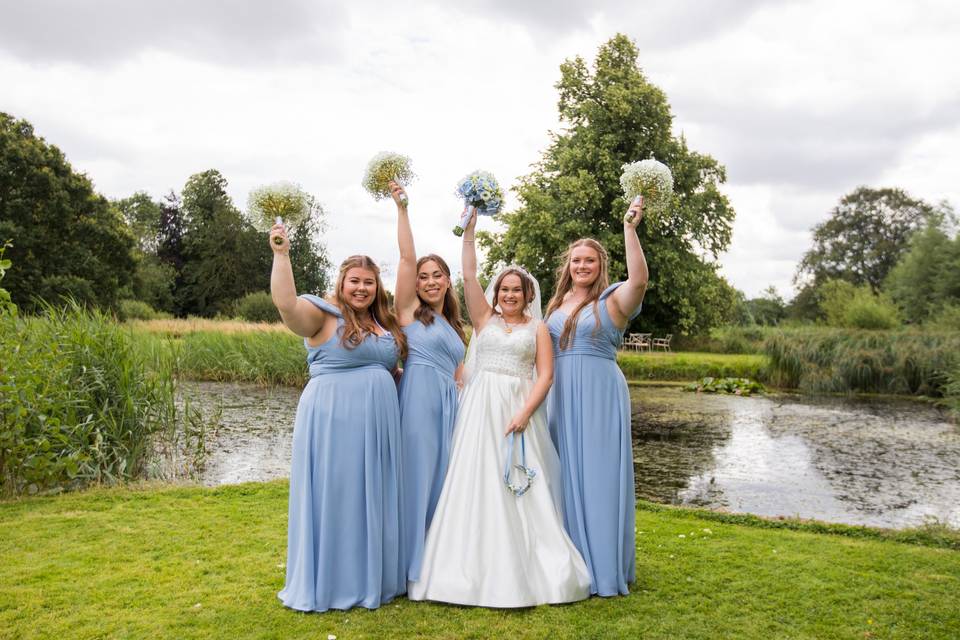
(286, 195, 331, 297)
(0, 112, 136, 310)
(175, 170, 271, 316)
(884, 211, 960, 323)
(745, 286, 786, 326)
(478, 35, 736, 334)
(795, 187, 938, 292)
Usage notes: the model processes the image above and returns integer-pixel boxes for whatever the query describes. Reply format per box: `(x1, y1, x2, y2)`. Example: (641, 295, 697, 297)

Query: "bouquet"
(619, 158, 673, 223)
(247, 182, 312, 245)
(362, 151, 415, 205)
(453, 170, 504, 236)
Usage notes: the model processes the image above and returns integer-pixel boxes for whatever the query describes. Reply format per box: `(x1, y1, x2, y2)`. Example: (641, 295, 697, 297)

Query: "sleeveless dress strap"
(300, 294, 343, 318)
(599, 282, 642, 322)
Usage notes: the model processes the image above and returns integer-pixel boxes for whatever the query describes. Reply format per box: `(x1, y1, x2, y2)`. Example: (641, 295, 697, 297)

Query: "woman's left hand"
(624, 195, 644, 228)
(505, 411, 530, 435)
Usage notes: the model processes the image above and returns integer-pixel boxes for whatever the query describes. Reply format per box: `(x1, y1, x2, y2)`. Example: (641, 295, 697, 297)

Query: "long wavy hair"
(544, 238, 610, 350)
(413, 254, 467, 344)
(332, 255, 407, 359)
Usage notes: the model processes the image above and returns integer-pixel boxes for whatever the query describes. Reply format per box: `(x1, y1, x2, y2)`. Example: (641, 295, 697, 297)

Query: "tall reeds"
(1, 303, 210, 495)
(763, 328, 960, 396)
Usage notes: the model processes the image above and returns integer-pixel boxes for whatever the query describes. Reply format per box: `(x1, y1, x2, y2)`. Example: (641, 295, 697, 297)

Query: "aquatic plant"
(0, 302, 211, 495)
(684, 377, 765, 395)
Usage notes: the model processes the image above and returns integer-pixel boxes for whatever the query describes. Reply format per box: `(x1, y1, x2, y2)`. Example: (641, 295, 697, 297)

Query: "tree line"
(0, 112, 329, 318)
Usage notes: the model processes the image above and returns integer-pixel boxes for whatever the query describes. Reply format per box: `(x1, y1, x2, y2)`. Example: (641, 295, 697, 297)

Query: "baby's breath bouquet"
(453, 170, 504, 236)
(362, 151, 415, 205)
(247, 182, 312, 245)
(619, 158, 673, 223)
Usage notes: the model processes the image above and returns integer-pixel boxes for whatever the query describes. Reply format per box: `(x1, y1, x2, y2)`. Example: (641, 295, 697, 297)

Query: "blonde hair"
(544, 238, 610, 350)
(413, 254, 467, 344)
(333, 255, 407, 359)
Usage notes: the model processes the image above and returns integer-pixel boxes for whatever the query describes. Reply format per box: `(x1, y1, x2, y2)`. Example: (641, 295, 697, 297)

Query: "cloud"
(0, 0, 346, 66)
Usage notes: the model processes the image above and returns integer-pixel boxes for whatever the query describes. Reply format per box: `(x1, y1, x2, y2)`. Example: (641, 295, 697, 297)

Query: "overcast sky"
(3, 0, 958, 298)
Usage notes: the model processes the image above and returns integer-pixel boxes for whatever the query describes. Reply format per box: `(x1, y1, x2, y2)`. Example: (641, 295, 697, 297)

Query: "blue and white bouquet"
(362, 151, 415, 205)
(619, 158, 673, 223)
(453, 170, 504, 236)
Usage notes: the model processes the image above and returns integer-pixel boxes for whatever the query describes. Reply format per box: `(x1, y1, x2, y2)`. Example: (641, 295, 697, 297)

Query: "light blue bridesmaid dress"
(546, 282, 641, 597)
(398, 315, 465, 581)
(278, 295, 405, 612)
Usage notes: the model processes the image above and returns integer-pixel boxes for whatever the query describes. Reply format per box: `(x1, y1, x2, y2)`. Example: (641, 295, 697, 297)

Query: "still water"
(181, 382, 960, 529)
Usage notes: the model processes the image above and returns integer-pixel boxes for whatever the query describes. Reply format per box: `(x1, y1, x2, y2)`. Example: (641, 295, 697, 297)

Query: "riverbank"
(1, 481, 958, 639)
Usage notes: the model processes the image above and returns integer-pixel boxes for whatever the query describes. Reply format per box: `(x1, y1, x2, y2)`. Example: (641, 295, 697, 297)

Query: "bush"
(843, 294, 901, 329)
(819, 279, 901, 330)
(234, 291, 279, 323)
(117, 299, 172, 321)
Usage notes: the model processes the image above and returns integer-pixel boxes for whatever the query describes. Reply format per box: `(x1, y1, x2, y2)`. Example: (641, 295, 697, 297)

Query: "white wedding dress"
(407, 316, 591, 607)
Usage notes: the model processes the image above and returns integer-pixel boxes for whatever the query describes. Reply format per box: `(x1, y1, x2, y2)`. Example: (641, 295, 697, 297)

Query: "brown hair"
(413, 254, 467, 344)
(333, 255, 407, 359)
(493, 268, 536, 314)
(544, 238, 610, 350)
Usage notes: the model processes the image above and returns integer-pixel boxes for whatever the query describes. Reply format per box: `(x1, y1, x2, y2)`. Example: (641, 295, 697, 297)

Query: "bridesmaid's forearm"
(271, 253, 299, 316)
(624, 223, 649, 288)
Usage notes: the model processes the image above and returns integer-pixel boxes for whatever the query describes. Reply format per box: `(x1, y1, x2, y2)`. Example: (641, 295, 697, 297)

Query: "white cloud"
(2, 0, 958, 301)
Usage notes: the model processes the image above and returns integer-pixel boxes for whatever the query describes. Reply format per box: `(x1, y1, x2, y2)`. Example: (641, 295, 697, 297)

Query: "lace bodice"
(473, 317, 537, 379)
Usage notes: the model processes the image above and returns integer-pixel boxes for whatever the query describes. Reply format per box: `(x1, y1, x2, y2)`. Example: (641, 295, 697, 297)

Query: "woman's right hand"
(269, 223, 289, 254)
(464, 207, 478, 235)
(389, 180, 408, 208)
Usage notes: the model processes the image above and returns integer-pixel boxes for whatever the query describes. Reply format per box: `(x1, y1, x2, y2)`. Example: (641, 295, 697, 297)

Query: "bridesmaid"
(544, 197, 648, 597)
(270, 222, 407, 612)
(390, 182, 467, 582)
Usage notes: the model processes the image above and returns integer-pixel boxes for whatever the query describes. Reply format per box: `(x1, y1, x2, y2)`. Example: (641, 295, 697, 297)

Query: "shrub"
(234, 291, 279, 324)
(117, 299, 171, 321)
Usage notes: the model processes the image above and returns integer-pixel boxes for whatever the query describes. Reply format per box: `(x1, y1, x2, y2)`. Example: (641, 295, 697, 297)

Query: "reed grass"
(0, 303, 211, 496)
(129, 318, 289, 337)
(763, 328, 960, 396)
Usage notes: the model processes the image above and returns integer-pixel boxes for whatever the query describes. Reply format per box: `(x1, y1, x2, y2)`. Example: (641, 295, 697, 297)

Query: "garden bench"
(652, 334, 672, 351)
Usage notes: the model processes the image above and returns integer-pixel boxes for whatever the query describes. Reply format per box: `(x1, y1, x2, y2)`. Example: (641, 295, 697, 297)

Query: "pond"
(181, 382, 960, 529)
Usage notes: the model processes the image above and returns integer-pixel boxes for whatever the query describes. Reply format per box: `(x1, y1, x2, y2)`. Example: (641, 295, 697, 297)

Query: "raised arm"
(270, 223, 328, 339)
(391, 182, 418, 325)
(461, 208, 494, 331)
(505, 322, 554, 435)
(608, 196, 649, 329)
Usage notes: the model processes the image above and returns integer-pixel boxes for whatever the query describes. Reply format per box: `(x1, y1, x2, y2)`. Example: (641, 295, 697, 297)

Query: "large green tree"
(884, 211, 960, 324)
(0, 112, 135, 310)
(174, 170, 271, 317)
(795, 187, 938, 292)
(479, 35, 737, 334)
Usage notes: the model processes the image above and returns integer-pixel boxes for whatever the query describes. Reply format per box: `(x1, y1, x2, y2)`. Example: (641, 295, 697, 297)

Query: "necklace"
(502, 316, 524, 334)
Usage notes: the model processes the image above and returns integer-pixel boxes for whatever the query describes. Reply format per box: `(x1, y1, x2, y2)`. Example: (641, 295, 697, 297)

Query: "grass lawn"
(618, 351, 769, 382)
(2, 482, 957, 639)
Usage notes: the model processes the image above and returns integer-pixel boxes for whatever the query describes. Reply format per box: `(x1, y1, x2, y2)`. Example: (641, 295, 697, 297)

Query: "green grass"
(618, 351, 768, 382)
(2, 482, 957, 639)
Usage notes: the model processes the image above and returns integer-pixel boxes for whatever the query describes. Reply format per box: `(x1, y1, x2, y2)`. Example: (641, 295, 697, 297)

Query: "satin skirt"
(408, 369, 591, 607)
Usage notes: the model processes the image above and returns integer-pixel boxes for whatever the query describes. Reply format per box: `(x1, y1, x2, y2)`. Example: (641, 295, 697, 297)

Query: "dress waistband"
(309, 362, 390, 378)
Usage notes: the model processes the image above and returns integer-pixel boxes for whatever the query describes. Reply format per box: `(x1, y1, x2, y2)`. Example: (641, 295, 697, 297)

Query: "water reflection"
(181, 381, 960, 529)
(631, 387, 960, 528)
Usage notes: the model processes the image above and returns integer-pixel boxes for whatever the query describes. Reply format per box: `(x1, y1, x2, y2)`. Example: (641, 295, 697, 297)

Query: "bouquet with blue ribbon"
(453, 170, 503, 236)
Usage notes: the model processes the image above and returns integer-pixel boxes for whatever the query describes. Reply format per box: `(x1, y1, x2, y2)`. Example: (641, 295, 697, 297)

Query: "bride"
(407, 210, 591, 607)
